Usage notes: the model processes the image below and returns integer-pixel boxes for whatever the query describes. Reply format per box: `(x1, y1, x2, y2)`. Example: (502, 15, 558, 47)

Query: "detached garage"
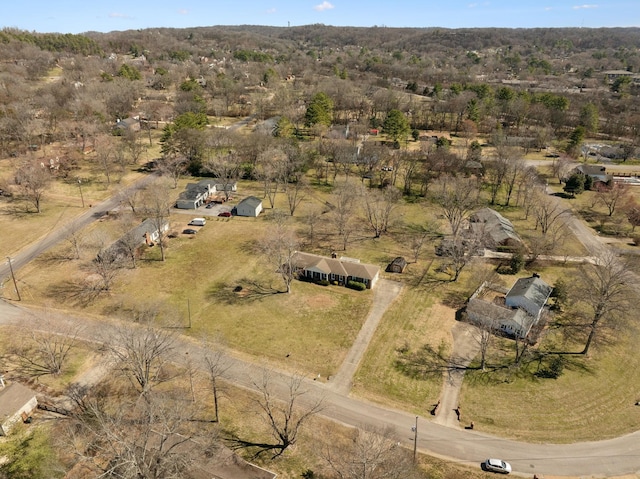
(235, 196, 263, 217)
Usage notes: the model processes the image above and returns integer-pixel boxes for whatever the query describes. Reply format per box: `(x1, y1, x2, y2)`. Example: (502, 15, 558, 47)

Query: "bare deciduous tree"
(261, 212, 299, 293)
(532, 193, 568, 235)
(203, 348, 231, 423)
(68, 389, 210, 479)
(156, 154, 188, 188)
(227, 372, 324, 459)
(103, 321, 177, 395)
(595, 182, 627, 217)
(283, 172, 308, 216)
(433, 175, 479, 239)
(64, 222, 85, 260)
(14, 160, 52, 213)
(322, 425, 416, 479)
(91, 248, 123, 291)
(332, 183, 358, 251)
(575, 252, 637, 355)
(361, 185, 401, 238)
(141, 181, 172, 261)
(9, 316, 81, 378)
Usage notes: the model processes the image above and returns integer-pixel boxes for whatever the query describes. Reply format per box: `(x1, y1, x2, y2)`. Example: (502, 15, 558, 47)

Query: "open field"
(3, 135, 640, 446)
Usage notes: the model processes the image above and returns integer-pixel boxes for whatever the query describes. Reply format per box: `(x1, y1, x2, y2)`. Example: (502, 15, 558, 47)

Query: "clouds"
(572, 4, 598, 9)
(314, 1, 335, 12)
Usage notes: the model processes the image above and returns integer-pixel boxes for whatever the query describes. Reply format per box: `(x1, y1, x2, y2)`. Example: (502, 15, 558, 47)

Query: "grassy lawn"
(14, 203, 375, 378)
(0, 132, 161, 260)
(6, 162, 640, 445)
(352, 282, 447, 414)
(459, 320, 640, 443)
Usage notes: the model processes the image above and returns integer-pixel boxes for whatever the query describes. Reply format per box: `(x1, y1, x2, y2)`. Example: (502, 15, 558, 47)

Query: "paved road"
(3, 160, 640, 476)
(2, 298, 640, 478)
(0, 173, 159, 284)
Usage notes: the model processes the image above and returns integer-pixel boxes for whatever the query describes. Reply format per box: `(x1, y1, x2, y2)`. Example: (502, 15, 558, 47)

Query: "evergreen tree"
(304, 92, 333, 127)
(383, 109, 411, 146)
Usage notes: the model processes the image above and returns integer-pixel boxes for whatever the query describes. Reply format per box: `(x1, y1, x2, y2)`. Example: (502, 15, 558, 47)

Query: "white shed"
(235, 196, 263, 217)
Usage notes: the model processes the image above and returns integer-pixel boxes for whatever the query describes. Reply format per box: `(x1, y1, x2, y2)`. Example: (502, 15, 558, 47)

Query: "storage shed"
(235, 196, 263, 217)
(386, 257, 407, 273)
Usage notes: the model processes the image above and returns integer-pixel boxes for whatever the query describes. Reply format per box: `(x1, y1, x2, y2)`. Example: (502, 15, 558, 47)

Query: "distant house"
(98, 218, 169, 261)
(235, 196, 263, 217)
(468, 208, 523, 251)
(603, 70, 640, 85)
(466, 274, 552, 339)
(175, 180, 237, 209)
(292, 251, 380, 289)
(115, 116, 141, 132)
(0, 383, 38, 436)
(568, 164, 612, 187)
(386, 257, 407, 273)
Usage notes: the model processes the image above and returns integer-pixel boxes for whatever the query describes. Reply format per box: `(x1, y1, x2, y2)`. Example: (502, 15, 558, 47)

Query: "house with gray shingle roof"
(466, 274, 552, 339)
(468, 208, 523, 251)
(235, 196, 263, 217)
(292, 252, 380, 289)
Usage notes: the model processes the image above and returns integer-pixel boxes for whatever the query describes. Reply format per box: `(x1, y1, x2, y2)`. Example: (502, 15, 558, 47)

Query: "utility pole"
(6, 256, 21, 301)
(412, 416, 418, 462)
(77, 178, 85, 208)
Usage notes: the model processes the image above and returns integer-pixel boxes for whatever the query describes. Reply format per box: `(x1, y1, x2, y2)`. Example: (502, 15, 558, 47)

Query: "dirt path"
(329, 278, 403, 394)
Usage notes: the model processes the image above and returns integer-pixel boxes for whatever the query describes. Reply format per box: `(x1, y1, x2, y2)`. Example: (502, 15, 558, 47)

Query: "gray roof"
(506, 276, 552, 309)
(238, 196, 262, 208)
(573, 165, 613, 183)
(128, 218, 167, 240)
(179, 182, 210, 201)
(467, 299, 535, 331)
(0, 383, 37, 423)
(469, 208, 522, 247)
(293, 252, 380, 281)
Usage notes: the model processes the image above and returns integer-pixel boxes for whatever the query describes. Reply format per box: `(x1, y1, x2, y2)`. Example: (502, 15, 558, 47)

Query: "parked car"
(189, 217, 206, 226)
(206, 203, 214, 209)
(218, 211, 232, 217)
(483, 459, 512, 474)
(183, 228, 198, 235)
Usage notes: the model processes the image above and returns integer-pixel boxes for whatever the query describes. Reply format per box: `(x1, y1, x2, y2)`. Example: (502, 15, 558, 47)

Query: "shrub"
(346, 280, 366, 291)
(535, 355, 565, 379)
(510, 251, 525, 274)
(317, 279, 330, 286)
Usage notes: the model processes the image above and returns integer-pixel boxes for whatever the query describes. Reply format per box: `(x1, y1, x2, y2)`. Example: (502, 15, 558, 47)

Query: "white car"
(483, 458, 512, 474)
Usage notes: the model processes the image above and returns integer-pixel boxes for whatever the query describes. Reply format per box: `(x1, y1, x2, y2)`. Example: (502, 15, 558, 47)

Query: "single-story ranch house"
(97, 218, 169, 261)
(0, 382, 38, 436)
(466, 274, 552, 339)
(566, 164, 613, 187)
(468, 208, 523, 251)
(292, 251, 380, 289)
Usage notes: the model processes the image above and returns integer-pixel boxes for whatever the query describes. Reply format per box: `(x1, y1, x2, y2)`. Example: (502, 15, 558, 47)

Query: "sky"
(1, 1, 639, 34)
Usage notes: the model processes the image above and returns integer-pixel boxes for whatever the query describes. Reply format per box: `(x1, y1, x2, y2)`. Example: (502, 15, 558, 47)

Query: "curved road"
(2, 162, 640, 476)
(2, 295, 640, 477)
